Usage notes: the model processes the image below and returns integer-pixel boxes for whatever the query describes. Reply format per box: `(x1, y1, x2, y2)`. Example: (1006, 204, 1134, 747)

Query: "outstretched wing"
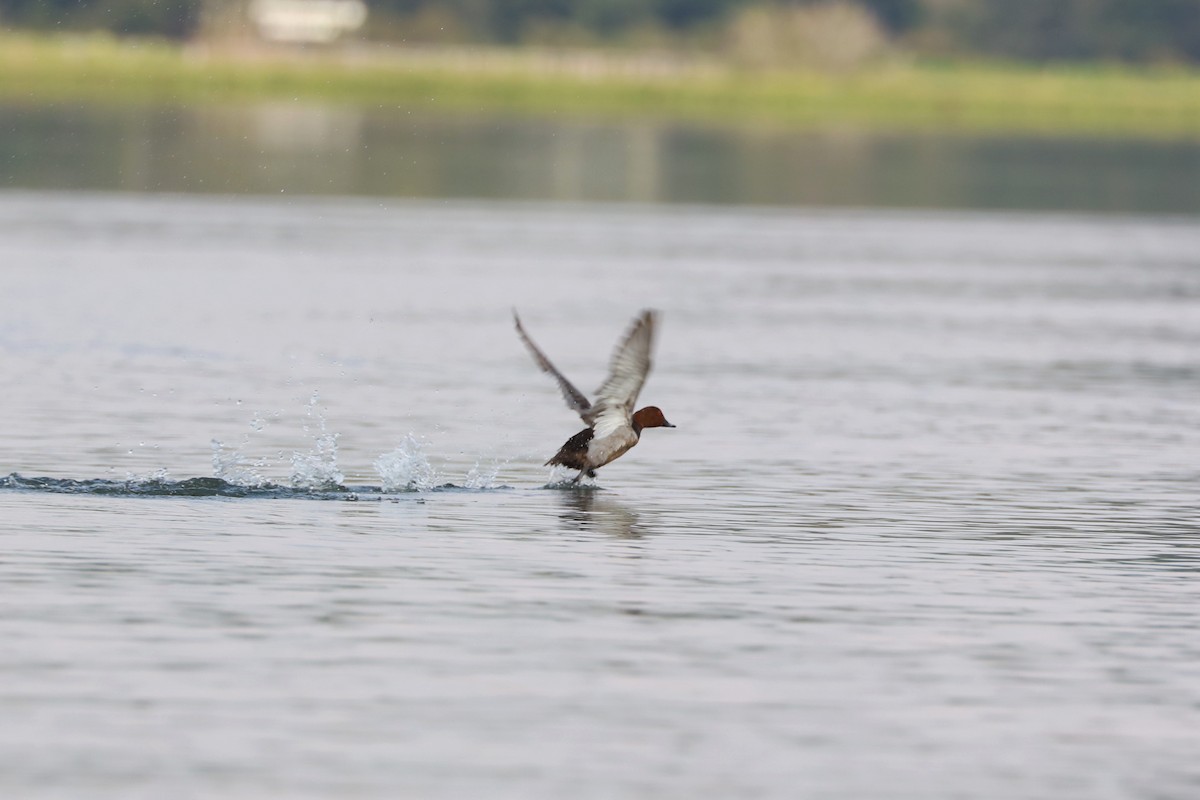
(590, 310, 657, 438)
(513, 310, 593, 421)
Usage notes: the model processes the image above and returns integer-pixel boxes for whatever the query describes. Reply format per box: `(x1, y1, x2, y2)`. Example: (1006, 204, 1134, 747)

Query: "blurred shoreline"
(2, 32, 1199, 140)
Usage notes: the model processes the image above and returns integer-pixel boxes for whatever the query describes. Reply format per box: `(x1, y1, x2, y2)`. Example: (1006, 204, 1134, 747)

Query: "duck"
(514, 309, 675, 483)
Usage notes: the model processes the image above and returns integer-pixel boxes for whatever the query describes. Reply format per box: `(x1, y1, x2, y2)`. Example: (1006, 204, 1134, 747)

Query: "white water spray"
(374, 434, 436, 492)
(464, 457, 505, 489)
(211, 411, 275, 487)
(289, 392, 344, 490)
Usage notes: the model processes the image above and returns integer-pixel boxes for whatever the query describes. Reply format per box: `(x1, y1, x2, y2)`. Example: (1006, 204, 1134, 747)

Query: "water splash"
(124, 466, 172, 484)
(543, 465, 598, 489)
(211, 439, 271, 487)
(211, 410, 276, 487)
(464, 457, 505, 489)
(374, 434, 436, 492)
(289, 392, 344, 490)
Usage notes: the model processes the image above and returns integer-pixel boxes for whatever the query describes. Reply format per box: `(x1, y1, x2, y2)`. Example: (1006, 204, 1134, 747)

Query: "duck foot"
(570, 469, 598, 484)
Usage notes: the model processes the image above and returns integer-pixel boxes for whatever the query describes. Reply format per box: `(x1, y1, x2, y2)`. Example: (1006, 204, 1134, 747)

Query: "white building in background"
(249, 0, 367, 44)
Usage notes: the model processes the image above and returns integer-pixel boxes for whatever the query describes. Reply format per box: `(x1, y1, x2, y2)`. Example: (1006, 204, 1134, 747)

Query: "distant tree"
(916, 0, 1200, 62)
(110, 0, 202, 36)
(652, 0, 741, 30)
(370, 0, 740, 41)
(729, 2, 889, 69)
(1104, 0, 1200, 61)
(859, 0, 920, 31)
(0, 0, 202, 37)
(484, 0, 570, 42)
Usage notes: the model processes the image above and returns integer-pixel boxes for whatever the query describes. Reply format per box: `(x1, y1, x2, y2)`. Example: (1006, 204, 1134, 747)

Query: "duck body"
(545, 426, 625, 475)
(514, 310, 674, 481)
(545, 423, 636, 476)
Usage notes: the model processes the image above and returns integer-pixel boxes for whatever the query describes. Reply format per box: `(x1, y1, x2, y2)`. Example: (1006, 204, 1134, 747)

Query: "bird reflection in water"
(557, 490, 644, 539)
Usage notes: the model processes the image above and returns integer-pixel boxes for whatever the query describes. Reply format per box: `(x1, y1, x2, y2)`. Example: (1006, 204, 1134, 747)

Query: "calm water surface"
(2, 101, 1199, 212)
(1, 191, 1199, 798)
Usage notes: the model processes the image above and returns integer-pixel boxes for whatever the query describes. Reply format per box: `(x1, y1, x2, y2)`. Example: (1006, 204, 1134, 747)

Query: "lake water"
(2, 101, 1199, 212)
(2, 103, 1200, 798)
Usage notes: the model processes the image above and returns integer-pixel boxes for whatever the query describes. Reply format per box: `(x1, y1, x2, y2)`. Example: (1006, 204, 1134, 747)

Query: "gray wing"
(590, 310, 657, 439)
(513, 310, 593, 421)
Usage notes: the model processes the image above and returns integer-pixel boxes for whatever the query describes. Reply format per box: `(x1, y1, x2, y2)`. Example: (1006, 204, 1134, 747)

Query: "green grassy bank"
(2, 33, 1199, 139)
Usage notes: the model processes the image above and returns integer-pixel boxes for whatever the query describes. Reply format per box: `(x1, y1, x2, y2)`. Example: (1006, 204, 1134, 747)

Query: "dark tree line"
(1, 0, 1197, 63)
(915, 0, 1200, 62)
(0, 0, 201, 37)
(366, 0, 917, 41)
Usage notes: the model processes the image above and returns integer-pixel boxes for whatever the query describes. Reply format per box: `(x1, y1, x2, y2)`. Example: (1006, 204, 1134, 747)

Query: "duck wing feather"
(590, 309, 657, 439)
(513, 310, 593, 421)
